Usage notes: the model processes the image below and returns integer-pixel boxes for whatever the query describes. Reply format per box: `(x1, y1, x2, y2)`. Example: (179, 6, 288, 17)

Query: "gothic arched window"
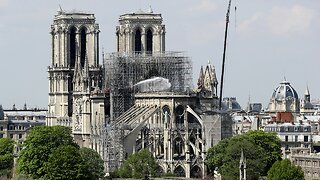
(146, 29, 153, 53)
(69, 27, 76, 68)
(80, 28, 87, 67)
(135, 29, 141, 52)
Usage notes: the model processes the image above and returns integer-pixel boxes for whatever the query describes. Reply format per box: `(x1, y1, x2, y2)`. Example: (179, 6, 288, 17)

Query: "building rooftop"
(271, 81, 299, 101)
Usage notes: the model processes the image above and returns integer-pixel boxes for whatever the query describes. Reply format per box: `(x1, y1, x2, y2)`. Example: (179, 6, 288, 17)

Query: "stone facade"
(291, 147, 320, 179)
(47, 9, 105, 154)
(264, 123, 312, 158)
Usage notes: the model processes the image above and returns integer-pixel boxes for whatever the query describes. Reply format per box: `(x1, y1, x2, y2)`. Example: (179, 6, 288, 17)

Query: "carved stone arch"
(175, 104, 185, 116)
(190, 165, 202, 178)
(173, 136, 184, 159)
(175, 105, 185, 127)
(162, 105, 171, 125)
(132, 25, 143, 35)
(145, 25, 155, 34)
(84, 99, 90, 112)
(174, 165, 185, 177)
(79, 25, 88, 33)
(67, 25, 77, 33)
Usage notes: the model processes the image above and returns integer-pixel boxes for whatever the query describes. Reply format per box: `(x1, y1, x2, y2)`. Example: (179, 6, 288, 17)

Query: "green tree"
(17, 126, 78, 179)
(267, 159, 304, 180)
(207, 135, 266, 180)
(118, 149, 158, 179)
(0, 138, 15, 177)
(44, 145, 88, 180)
(79, 147, 104, 180)
(245, 130, 282, 175)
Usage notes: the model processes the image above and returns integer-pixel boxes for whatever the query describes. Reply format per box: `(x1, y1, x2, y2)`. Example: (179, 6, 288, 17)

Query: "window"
(0, 126, 3, 131)
(80, 28, 87, 67)
(285, 136, 288, 142)
(304, 136, 308, 142)
(10, 134, 13, 139)
(146, 29, 153, 53)
(134, 29, 142, 52)
(19, 134, 22, 139)
(69, 27, 76, 68)
(295, 136, 298, 142)
(0, 134, 3, 138)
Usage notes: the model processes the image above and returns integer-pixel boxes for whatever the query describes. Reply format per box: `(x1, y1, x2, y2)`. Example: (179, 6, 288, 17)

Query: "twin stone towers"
(46, 8, 230, 178)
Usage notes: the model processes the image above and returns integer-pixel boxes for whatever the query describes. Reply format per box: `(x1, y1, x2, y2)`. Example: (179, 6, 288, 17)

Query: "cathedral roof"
(271, 81, 299, 101)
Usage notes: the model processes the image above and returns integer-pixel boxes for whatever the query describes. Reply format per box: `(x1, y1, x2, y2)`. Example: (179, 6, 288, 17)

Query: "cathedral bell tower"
(47, 8, 102, 129)
(116, 7, 166, 54)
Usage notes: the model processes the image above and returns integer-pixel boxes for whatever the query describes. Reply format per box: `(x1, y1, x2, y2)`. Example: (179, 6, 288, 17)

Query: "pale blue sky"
(0, 0, 319, 109)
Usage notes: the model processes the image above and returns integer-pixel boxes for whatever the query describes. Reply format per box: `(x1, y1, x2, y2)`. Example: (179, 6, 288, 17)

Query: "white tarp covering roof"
(134, 77, 171, 92)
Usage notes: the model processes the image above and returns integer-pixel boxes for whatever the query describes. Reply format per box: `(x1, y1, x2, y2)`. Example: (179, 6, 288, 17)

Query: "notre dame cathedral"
(47, 7, 232, 178)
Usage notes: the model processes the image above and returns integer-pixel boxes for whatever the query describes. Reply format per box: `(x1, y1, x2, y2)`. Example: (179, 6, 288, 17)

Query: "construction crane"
(219, 0, 232, 110)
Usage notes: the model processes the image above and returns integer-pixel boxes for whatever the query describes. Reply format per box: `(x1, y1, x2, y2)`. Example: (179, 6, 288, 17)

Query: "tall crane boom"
(219, 0, 232, 110)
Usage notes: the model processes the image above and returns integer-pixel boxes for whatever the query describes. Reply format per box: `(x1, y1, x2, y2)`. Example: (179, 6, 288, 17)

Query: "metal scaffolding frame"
(104, 51, 193, 121)
(102, 51, 193, 172)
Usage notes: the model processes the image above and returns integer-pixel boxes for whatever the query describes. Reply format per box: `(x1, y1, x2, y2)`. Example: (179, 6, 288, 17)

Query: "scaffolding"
(103, 51, 193, 172)
(104, 51, 193, 121)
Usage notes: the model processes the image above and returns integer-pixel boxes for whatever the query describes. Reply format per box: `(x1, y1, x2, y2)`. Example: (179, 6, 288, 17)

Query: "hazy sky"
(0, 0, 319, 109)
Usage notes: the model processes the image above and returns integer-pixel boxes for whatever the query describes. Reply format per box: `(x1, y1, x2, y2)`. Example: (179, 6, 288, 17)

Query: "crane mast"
(219, 0, 232, 110)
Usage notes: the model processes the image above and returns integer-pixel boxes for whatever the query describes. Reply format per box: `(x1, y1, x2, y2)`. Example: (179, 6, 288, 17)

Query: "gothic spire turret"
(197, 66, 204, 88)
(83, 54, 89, 80)
(203, 61, 218, 96)
(239, 148, 246, 180)
(304, 86, 311, 102)
(305, 86, 310, 96)
(73, 42, 84, 92)
(83, 54, 90, 92)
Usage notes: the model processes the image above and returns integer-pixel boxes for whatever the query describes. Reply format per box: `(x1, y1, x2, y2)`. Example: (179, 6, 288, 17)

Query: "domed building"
(267, 80, 300, 113)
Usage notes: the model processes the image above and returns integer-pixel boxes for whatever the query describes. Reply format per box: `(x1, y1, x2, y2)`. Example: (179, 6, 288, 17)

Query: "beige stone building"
(0, 105, 46, 154)
(291, 147, 320, 179)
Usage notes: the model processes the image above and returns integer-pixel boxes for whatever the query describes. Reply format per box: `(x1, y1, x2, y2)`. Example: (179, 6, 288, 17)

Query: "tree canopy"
(79, 147, 104, 180)
(17, 126, 104, 179)
(244, 130, 282, 175)
(118, 149, 158, 179)
(0, 138, 15, 177)
(206, 130, 282, 179)
(18, 126, 78, 178)
(44, 145, 89, 180)
(267, 159, 304, 180)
